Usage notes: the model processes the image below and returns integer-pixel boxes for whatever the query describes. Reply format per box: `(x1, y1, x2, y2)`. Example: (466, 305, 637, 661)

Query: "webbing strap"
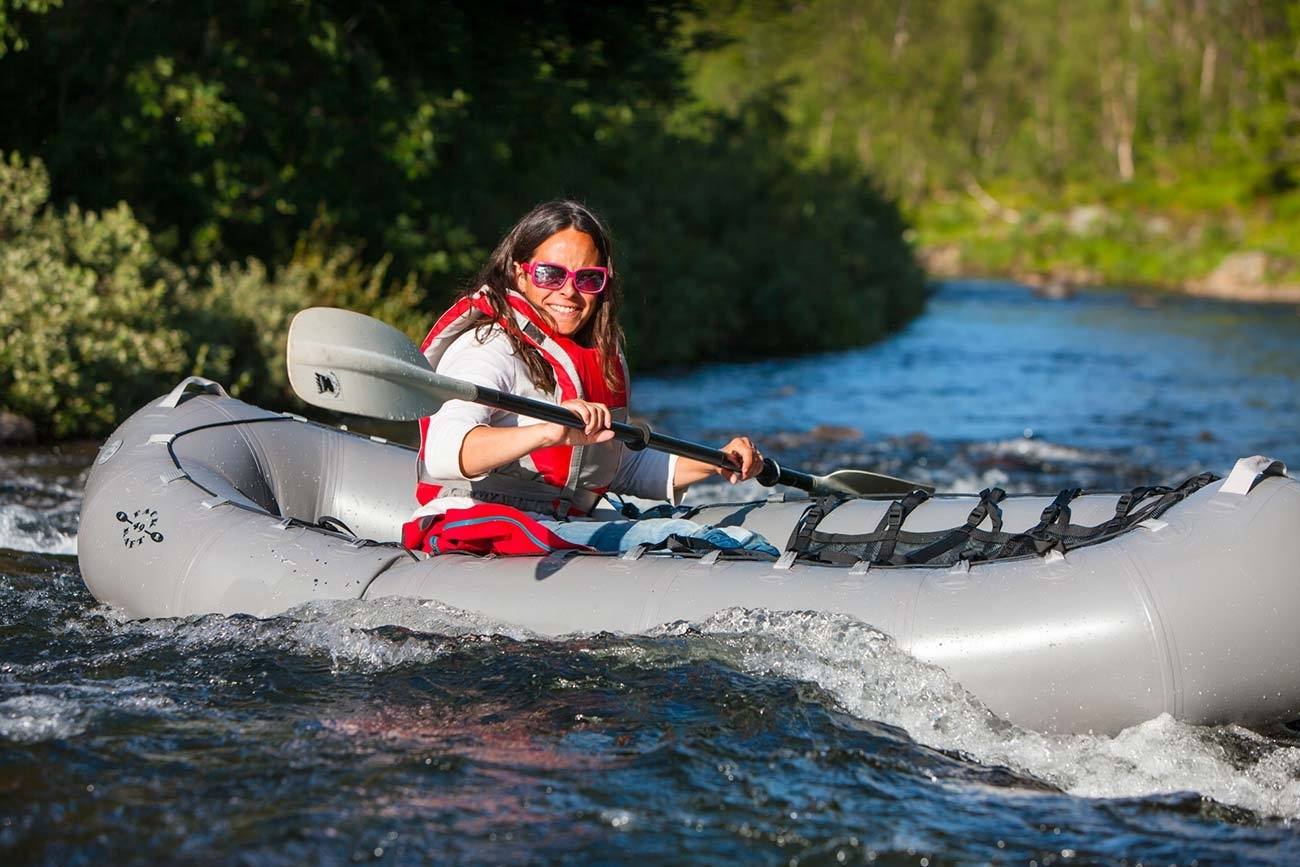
(787, 472, 1217, 568)
(875, 489, 931, 565)
(784, 495, 842, 553)
(996, 487, 1082, 557)
(1136, 472, 1217, 523)
(902, 487, 1005, 564)
(1100, 484, 1169, 534)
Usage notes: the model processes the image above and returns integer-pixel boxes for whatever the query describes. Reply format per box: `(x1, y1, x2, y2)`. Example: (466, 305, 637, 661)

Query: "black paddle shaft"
(478, 386, 802, 490)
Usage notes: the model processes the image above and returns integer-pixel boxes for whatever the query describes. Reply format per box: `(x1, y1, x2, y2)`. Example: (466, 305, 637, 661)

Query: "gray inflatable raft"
(79, 378, 1300, 734)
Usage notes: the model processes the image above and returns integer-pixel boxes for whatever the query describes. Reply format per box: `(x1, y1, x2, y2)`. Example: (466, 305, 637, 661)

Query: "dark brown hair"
(456, 200, 624, 394)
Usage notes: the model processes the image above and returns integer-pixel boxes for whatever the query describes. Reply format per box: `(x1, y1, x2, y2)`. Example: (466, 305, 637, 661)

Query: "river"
(2, 280, 1299, 864)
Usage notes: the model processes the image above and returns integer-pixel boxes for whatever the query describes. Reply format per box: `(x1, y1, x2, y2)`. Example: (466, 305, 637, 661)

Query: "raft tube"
(78, 378, 1300, 734)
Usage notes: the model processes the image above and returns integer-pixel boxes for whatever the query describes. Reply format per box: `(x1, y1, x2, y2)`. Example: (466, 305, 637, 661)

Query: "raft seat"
(170, 412, 417, 544)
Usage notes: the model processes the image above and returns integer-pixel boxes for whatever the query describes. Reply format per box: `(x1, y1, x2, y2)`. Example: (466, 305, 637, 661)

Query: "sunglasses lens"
(530, 263, 567, 289)
(574, 269, 607, 294)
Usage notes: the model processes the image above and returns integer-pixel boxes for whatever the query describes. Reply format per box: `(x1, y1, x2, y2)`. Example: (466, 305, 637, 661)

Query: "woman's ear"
(512, 261, 527, 293)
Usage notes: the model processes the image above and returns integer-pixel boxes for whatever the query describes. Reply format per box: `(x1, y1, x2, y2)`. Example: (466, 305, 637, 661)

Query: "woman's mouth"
(546, 301, 582, 319)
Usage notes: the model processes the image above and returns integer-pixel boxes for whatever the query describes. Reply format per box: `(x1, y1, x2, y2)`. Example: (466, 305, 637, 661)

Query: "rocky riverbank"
(916, 198, 1300, 304)
(921, 245, 1300, 303)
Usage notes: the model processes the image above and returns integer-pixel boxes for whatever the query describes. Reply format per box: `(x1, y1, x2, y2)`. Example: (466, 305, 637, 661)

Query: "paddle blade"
(286, 307, 477, 420)
(816, 469, 935, 497)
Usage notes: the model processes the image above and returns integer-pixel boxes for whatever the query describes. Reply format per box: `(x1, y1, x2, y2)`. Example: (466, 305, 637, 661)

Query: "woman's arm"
(458, 399, 614, 478)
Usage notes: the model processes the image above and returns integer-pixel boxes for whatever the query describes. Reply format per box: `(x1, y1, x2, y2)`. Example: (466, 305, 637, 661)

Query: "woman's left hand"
(716, 436, 764, 484)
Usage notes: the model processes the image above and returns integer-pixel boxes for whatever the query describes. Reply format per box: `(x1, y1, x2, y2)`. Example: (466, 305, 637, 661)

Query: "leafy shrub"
(0, 153, 194, 438)
(0, 153, 428, 438)
(196, 235, 427, 406)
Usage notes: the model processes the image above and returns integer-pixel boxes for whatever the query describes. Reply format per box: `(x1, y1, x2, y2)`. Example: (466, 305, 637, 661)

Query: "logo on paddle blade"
(116, 508, 164, 548)
(314, 371, 342, 398)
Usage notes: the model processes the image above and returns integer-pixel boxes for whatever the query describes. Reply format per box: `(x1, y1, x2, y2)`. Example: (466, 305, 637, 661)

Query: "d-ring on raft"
(77, 377, 1300, 735)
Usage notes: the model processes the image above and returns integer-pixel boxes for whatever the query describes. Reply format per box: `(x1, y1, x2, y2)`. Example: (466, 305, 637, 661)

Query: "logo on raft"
(116, 508, 164, 548)
(314, 371, 341, 398)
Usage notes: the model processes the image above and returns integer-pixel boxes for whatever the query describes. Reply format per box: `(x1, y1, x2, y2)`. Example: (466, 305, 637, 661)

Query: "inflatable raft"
(79, 379, 1300, 735)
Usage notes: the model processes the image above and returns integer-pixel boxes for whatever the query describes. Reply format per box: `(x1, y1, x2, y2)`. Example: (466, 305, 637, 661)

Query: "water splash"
(0, 503, 78, 555)
(652, 608, 1300, 820)
(0, 694, 88, 743)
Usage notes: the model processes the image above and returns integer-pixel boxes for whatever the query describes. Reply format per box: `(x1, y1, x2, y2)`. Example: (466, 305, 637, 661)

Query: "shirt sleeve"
(610, 444, 682, 505)
(419, 328, 518, 481)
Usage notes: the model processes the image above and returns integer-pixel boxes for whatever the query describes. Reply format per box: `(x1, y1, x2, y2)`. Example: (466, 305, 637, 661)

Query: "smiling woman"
(402, 200, 778, 557)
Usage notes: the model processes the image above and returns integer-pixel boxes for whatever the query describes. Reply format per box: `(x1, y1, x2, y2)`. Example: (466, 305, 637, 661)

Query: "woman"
(402, 200, 778, 557)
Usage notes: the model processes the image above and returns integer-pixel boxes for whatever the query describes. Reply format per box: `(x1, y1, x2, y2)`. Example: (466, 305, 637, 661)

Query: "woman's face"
(515, 228, 602, 337)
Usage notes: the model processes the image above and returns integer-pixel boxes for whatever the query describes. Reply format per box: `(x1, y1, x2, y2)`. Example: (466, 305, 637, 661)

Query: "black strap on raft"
(1122, 472, 1217, 527)
(874, 489, 932, 565)
(902, 487, 1005, 564)
(996, 487, 1083, 558)
(1098, 483, 1168, 535)
(783, 495, 843, 554)
(652, 534, 777, 561)
(315, 514, 356, 537)
(785, 471, 1217, 569)
(625, 472, 1220, 569)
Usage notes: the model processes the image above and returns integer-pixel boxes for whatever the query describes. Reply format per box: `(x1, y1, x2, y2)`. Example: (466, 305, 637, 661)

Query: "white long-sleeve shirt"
(412, 325, 679, 521)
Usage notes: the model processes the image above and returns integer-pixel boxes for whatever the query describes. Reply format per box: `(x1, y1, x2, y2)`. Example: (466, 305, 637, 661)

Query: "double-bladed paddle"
(285, 307, 934, 497)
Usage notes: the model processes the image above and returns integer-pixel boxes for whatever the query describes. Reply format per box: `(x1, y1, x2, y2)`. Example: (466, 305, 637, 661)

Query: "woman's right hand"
(538, 399, 616, 447)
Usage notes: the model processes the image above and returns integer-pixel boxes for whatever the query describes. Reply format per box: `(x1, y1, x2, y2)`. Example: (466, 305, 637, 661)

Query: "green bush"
(0, 153, 429, 438)
(196, 236, 427, 406)
(0, 153, 195, 438)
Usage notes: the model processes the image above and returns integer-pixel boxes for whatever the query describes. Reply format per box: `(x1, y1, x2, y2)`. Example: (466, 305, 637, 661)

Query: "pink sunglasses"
(520, 261, 609, 294)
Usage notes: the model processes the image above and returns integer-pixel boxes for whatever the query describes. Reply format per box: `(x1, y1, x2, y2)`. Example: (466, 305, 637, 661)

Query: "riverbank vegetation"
(0, 1, 926, 440)
(688, 0, 1300, 297)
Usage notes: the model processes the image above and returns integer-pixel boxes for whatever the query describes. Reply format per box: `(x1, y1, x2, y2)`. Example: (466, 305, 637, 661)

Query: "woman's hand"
(672, 435, 767, 491)
(714, 436, 765, 484)
(538, 399, 616, 447)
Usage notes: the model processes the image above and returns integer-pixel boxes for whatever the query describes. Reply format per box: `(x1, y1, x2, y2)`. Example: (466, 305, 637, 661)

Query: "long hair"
(456, 200, 623, 394)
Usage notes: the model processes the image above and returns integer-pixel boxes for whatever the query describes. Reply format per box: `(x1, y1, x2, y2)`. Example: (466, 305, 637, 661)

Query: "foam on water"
(0, 503, 77, 555)
(119, 604, 453, 672)
(44, 581, 1299, 822)
(0, 449, 84, 555)
(653, 609, 1300, 821)
(0, 694, 88, 743)
(119, 589, 1300, 821)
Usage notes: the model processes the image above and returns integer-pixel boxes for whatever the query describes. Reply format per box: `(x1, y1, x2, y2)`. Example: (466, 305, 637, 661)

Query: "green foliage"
(0, 153, 430, 438)
(0, 0, 59, 56)
(0, 153, 192, 438)
(0, 2, 930, 439)
(197, 236, 429, 404)
(686, 0, 1300, 290)
(688, 0, 1300, 198)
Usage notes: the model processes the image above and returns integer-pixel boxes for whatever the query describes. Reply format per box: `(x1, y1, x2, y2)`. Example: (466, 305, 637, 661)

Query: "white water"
(0, 502, 77, 555)
(25, 589, 1294, 821)
(651, 608, 1300, 821)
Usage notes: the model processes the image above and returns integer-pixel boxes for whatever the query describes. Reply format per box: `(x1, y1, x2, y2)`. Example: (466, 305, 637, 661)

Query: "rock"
(1031, 280, 1076, 300)
(1066, 205, 1109, 236)
(1192, 251, 1300, 302)
(917, 244, 963, 277)
(0, 410, 36, 446)
(810, 424, 862, 443)
(1205, 251, 1270, 292)
(1143, 215, 1173, 237)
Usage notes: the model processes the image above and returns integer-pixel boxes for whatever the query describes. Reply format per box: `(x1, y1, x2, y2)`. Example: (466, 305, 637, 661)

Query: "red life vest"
(402, 289, 628, 554)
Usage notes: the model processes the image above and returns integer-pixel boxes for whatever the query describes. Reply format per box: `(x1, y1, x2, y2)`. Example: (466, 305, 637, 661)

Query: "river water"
(2, 280, 1299, 864)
